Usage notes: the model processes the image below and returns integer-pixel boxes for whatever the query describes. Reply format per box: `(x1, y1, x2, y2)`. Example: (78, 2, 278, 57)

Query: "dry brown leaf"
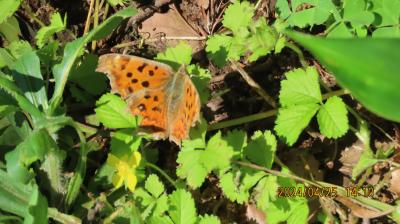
(389, 169, 400, 197)
(139, 5, 203, 52)
(339, 140, 365, 177)
(335, 196, 393, 219)
(245, 203, 265, 224)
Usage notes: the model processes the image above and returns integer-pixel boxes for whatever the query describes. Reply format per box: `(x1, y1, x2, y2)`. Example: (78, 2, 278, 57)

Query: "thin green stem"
(207, 109, 278, 131)
(285, 42, 308, 68)
(21, 3, 45, 27)
(48, 207, 81, 224)
(145, 162, 177, 188)
(207, 88, 349, 131)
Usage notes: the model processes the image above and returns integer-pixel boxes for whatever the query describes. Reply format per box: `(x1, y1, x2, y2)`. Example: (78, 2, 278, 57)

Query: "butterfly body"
(96, 54, 200, 145)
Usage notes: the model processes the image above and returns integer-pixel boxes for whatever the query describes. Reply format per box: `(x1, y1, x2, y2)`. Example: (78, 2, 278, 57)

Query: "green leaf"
(5, 129, 56, 183)
(275, 104, 320, 146)
(36, 12, 66, 48)
(287, 199, 309, 224)
(186, 65, 211, 103)
(25, 185, 48, 224)
(248, 19, 278, 61)
(279, 0, 338, 28)
(95, 93, 138, 128)
(7, 40, 33, 59)
(110, 129, 142, 156)
(205, 34, 233, 67)
(11, 51, 48, 110)
(0, 74, 43, 120)
(286, 31, 400, 122)
(244, 130, 277, 168)
(145, 174, 165, 198)
(327, 22, 354, 38)
(253, 175, 278, 211)
(373, 26, 400, 38)
(201, 131, 234, 170)
(317, 96, 349, 138)
(219, 168, 265, 204)
(371, 0, 400, 26)
(107, 0, 129, 6)
(176, 149, 208, 188)
(352, 148, 378, 179)
(0, 48, 15, 68)
(279, 66, 322, 107)
(169, 189, 197, 224)
(49, 7, 137, 113)
(0, 16, 21, 43)
(155, 42, 192, 70)
(222, 1, 254, 33)
(343, 0, 374, 27)
(70, 54, 108, 95)
(198, 214, 221, 224)
(0, 0, 20, 24)
(0, 169, 32, 217)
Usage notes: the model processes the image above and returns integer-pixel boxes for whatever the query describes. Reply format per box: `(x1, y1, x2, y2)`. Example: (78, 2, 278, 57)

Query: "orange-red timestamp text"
(277, 186, 337, 198)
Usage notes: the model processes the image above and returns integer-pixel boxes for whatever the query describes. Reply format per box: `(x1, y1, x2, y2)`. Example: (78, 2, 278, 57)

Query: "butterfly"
(96, 54, 201, 146)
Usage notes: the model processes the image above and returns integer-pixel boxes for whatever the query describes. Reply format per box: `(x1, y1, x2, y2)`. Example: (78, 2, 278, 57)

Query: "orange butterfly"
(96, 54, 201, 145)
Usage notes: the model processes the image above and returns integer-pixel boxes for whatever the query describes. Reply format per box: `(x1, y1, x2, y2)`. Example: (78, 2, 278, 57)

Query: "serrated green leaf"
(219, 168, 265, 204)
(49, 8, 137, 114)
(95, 93, 138, 128)
(327, 22, 354, 38)
(205, 34, 233, 67)
(201, 131, 234, 170)
(248, 19, 278, 61)
(280, 67, 322, 107)
(36, 12, 66, 48)
(198, 214, 221, 224)
(244, 130, 277, 168)
(0, 0, 20, 24)
(225, 129, 247, 158)
(254, 175, 278, 211)
(7, 40, 33, 59)
(287, 199, 309, 224)
(0, 74, 43, 120)
(155, 42, 192, 70)
(275, 104, 320, 146)
(0, 48, 14, 68)
(317, 96, 349, 138)
(280, 0, 338, 28)
(176, 149, 208, 188)
(222, 1, 254, 33)
(286, 31, 400, 122)
(145, 174, 164, 198)
(169, 189, 197, 224)
(0, 16, 21, 43)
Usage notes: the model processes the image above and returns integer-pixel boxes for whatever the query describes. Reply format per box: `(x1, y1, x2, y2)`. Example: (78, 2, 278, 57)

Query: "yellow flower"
(107, 151, 141, 192)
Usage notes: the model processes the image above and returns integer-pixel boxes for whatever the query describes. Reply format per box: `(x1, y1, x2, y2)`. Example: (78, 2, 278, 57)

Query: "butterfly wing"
(97, 54, 173, 138)
(168, 72, 201, 145)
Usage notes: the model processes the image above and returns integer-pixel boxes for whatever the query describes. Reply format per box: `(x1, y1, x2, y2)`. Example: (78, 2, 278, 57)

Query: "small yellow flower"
(107, 151, 141, 192)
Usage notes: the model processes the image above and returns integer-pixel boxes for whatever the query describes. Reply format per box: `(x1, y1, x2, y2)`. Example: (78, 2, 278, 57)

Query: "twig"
(127, 0, 172, 27)
(84, 0, 95, 34)
(113, 36, 207, 48)
(230, 60, 277, 108)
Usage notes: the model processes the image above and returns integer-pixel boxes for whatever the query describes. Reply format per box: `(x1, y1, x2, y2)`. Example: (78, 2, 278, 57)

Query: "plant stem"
(84, 0, 95, 34)
(48, 207, 81, 224)
(207, 109, 278, 131)
(285, 42, 308, 68)
(21, 3, 45, 27)
(230, 60, 277, 108)
(145, 162, 177, 188)
(207, 87, 350, 131)
(91, 0, 100, 51)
